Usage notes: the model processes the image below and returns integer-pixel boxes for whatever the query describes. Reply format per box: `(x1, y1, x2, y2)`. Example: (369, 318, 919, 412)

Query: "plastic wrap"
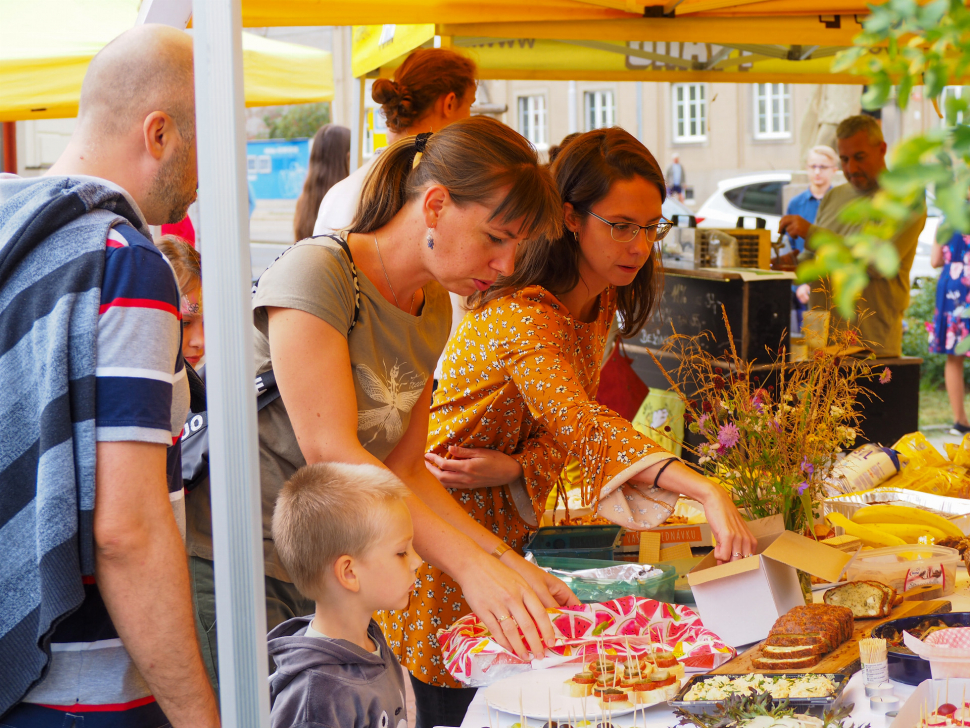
(437, 595, 735, 687)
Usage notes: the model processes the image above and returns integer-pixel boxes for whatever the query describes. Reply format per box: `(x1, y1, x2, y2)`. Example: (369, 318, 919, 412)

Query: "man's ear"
(143, 111, 175, 162)
(332, 555, 360, 593)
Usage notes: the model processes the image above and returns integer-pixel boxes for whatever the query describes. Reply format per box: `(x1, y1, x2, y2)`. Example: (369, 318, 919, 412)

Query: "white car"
(695, 172, 940, 285)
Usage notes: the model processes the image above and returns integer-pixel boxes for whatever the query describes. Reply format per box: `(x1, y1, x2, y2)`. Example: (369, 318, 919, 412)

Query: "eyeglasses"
(808, 165, 835, 172)
(584, 210, 673, 243)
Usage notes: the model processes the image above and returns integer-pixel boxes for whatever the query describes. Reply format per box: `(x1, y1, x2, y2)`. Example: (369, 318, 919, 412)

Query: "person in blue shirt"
(785, 146, 838, 326)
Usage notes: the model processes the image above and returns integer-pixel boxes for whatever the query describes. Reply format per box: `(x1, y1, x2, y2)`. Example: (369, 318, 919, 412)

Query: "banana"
(876, 523, 947, 544)
(826, 512, 907, 548)
(850, 504, 963, 538)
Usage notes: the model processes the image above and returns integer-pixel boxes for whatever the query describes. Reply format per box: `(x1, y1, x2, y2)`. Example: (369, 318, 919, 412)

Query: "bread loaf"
(755, 604, 854, 670)
(823, 581, 896, 618)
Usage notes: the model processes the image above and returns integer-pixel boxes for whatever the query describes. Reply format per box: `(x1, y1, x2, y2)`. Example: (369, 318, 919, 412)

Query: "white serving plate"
(481, 665, 677, 721)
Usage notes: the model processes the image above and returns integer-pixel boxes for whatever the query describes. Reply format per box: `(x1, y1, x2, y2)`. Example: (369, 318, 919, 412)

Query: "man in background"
(666, 153, 686, 202)
(778, 115, 926, 357)
(780, 145, 839, 331)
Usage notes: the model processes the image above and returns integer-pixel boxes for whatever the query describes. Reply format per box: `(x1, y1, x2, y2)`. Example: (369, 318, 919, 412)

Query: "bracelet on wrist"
(491, 542, 513, 559)
(653, 458, 680, 488)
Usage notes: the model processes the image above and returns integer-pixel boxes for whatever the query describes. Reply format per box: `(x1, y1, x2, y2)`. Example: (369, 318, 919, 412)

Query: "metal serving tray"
(669, 673, 852, 716)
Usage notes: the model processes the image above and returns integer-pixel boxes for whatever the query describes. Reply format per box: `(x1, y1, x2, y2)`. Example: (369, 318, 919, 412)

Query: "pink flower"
(718, 422, 740, 449)
(699, 443, 719, 461)
(769, 418, 782, 434)
(697, 413, 711, 435)
(879, 367, 892, 385)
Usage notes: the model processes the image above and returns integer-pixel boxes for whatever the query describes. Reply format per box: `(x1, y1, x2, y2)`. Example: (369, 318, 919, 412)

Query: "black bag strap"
(253, 232, 360, 411)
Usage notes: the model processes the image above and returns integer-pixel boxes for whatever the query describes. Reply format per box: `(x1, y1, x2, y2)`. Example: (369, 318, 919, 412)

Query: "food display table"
(458, 572, 970, 728)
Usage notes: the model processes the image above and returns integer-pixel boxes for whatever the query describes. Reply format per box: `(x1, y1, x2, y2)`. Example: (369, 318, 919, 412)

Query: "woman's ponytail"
(349, 116, 561, 247)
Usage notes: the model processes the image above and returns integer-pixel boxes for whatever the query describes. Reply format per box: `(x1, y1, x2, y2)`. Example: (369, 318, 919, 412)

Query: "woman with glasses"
(382, 128, 755, 716)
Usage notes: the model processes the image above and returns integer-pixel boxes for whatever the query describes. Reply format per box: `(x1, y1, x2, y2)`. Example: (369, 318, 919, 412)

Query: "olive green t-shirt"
(804, 182, 926, 358)
(232, 235, 449, 581)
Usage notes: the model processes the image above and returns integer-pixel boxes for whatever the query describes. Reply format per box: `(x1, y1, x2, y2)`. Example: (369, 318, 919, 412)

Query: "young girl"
(155, 234, 204, 367)
(415, 128, 757, 711)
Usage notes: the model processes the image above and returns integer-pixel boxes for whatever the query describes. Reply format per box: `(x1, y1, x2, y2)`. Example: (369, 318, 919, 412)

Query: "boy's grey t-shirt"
(251, 235, 451, 581)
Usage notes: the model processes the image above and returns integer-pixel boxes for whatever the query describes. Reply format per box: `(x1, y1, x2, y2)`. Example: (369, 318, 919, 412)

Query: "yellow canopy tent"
(351, 14, 872, 85)
(0, 0, 334, 122)
(238, 0, 874, 25)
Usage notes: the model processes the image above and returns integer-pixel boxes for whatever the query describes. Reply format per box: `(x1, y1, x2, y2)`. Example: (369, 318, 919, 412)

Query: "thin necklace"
(374, 234, 415, 314)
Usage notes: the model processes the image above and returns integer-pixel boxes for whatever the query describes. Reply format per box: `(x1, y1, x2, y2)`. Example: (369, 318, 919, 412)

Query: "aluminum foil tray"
(823, 487, 970, 535)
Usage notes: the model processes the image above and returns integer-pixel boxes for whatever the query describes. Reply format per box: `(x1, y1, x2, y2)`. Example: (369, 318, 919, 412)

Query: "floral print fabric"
(439, 596, 736, 686)
(929, 231, 970, 356)
(377, 286, 675, 688)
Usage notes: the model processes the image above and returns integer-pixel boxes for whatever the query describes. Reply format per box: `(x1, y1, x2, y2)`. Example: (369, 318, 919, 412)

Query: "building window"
(518, 95, 548, 149)
(942, 86, 968, 126)
(673, 84, 707, 142)
(584, 90, 615, 130)
(754, 83, 791, 139)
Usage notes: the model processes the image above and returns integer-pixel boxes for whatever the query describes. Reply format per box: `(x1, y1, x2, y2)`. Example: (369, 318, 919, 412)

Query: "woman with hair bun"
(314, 48, 478, 235)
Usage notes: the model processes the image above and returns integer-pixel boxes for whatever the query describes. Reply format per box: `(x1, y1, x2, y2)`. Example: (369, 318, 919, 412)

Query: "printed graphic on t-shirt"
(355, 361, 425, 444)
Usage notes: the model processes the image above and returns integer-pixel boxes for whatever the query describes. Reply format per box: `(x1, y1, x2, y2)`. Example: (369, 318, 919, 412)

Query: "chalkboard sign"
(635, 272, 790, 362)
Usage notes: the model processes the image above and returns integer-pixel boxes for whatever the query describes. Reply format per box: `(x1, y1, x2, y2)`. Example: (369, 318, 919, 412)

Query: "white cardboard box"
(686, 517, 853, 647)
(892, 678, 970, 728)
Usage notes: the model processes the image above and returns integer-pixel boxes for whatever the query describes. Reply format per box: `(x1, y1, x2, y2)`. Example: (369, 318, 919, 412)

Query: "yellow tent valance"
(0, 0, 334, 122)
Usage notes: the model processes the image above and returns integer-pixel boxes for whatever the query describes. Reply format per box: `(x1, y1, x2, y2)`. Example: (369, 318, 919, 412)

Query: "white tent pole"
(192, 1, 270, 727)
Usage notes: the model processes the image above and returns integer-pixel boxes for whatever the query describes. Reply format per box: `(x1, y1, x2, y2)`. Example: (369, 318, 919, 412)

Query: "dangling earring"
(427, 228, 435, 250)
(573, 231, 579, 242)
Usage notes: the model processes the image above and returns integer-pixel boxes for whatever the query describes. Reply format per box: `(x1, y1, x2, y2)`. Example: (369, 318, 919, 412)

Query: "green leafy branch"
(806, 0, 970, 316)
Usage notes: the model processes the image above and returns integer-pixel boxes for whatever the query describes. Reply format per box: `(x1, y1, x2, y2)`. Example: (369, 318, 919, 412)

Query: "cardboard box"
(686, 518, 853, 647)
(892, 678, 970, 728)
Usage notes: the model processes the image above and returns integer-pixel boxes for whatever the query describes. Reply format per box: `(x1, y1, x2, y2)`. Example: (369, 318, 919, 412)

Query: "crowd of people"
(0, 18, 954, 728)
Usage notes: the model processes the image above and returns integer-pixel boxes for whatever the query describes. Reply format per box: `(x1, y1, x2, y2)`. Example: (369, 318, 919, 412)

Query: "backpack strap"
(253, 232, 360, 411)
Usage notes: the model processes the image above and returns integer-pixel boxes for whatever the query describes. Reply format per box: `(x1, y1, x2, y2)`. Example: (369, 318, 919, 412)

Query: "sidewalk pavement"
(922, 424, 967, 456)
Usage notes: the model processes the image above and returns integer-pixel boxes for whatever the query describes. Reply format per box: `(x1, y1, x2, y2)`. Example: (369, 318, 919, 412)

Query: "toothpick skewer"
(486, 698, 493, 728)
(548, 687, 552, 727)
(520, 689, 526, 728)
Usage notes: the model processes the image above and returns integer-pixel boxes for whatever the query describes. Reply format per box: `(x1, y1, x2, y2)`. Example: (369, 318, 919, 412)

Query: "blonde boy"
(269, 462, 422, 728)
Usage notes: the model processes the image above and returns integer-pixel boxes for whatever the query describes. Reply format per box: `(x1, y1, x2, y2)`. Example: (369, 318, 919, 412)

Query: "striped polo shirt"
(8, 224, 189, 728)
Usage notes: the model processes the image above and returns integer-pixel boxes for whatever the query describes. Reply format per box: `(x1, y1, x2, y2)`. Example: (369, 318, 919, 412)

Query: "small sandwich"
(651, 650, 684, 680)
(595, 687, 632, 711)
(587, 657, 623, 681)
(563, 670, 596, 698)
(620, 657, 655, 680)
(637, 669, 680, 703)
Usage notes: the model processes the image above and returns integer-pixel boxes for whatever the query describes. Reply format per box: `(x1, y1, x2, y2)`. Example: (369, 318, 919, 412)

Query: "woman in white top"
(313, 48, 478, 235)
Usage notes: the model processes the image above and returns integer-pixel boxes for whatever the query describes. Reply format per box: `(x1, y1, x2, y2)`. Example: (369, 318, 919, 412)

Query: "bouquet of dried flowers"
(649, 308, 886, 535)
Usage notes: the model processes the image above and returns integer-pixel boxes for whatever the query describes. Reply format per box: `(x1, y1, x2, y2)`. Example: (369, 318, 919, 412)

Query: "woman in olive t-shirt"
(254, 118, 578, 702)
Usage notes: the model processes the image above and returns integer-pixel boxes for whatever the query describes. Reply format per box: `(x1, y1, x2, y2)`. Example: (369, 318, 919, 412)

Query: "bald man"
(0, 25, 218, 728)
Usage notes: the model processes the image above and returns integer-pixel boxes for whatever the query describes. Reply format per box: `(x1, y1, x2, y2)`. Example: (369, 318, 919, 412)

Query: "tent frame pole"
(192, 1, 270, 726)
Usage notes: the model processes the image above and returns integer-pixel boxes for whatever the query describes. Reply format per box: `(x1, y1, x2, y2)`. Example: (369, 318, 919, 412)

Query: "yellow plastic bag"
(892, 432, 948, 469)
(632, 389, 686, 457)
(945, 433, 970, 469)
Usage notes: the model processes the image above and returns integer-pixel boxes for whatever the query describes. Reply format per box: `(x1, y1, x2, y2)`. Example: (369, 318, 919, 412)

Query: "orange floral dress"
(378, 285, 678, 687)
